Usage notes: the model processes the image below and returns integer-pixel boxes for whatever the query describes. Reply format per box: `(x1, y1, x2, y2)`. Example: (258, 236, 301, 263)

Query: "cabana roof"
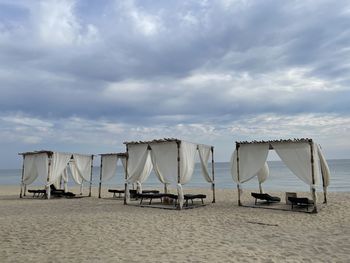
(124, 138, 180, 145)
(236, 138, 313, 145)
(19, 150, 94, 157)
(19, 150, 54, 156)
(99, 152, 128, 158)
(124, 137, 213, 148)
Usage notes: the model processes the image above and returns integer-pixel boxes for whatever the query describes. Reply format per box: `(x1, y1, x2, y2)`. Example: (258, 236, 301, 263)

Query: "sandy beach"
(0, 185, 349, 263)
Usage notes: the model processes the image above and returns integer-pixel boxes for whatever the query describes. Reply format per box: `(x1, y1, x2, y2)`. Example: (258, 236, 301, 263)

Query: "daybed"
(288, 196, 314, 211)
(251, 192, 281, 205)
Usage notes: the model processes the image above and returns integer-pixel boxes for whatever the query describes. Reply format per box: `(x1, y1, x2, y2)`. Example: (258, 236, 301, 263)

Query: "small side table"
(285, 192, 297, 204)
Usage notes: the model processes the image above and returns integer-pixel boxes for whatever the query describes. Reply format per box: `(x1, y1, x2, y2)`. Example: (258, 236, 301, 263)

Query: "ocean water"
(1, 159, 349, 192)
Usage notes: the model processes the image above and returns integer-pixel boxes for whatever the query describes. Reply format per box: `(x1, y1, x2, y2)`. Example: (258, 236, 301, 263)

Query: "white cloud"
(115, 0, 163, 36)
(34, 0, 98, 46)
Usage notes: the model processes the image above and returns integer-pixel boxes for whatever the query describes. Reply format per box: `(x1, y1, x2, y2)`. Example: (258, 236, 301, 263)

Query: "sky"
(0, 0, 349, 168)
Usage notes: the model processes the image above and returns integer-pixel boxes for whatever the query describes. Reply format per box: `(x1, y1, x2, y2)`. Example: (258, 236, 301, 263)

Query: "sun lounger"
(129, 189, 160, 199)
(28, 189, 46, 198)
(251, 192, 281, 205)
(136, 193, 177, 205)
(50, 185, 76, 198)
(288, 197, 314, 211)
(184, 194, 206, 206)
(108, 189, 125, 198)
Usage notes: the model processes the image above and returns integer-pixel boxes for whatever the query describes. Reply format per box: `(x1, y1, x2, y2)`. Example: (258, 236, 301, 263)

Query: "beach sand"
(0, 185, 349, 263)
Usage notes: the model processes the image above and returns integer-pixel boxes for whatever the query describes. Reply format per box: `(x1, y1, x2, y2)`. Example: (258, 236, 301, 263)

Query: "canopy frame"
(235, 138, 328, 213)
(98, 152, 128, 198)
(19, 151, 94, 199)
(123, 138, 215, 209)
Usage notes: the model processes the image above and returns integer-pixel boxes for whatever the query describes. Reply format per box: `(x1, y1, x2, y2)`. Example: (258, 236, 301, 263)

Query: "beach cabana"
(123, 138, 215, 209)
(19, 151, 94, 199)
(230, 138, 330, 213)
(98, 152, 127, 198)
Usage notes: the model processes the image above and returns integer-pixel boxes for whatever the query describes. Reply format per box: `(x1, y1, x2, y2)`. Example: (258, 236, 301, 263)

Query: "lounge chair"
(50, 185, 75, 198)
(288, 197, 314, 211)
(136, 193, 177, 205)
(251, 192, 281, 205)
(28, 189, 46, 198)
(184, 194, 206, 206)
(108, 189, 125, 198)
(129, 189, 160, 199)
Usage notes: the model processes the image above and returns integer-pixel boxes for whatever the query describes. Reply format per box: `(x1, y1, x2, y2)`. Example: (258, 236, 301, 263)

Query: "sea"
(1, 159, 349, 192)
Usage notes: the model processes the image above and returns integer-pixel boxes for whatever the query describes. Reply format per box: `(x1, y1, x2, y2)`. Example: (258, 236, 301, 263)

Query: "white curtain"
(127, 144, 153, 184)
(73, 154, 92, 182)
(23, 153, 48, 185)
(257, 162, 269, 184)
(272, 142, 319, 186)
(177, 184, 184, 209)
(149, 142, 175, 184)
(47, 153, 72, 186)
(68, 161, 83, 185)
(317, 145, 330, 187)
(62, 167, 69, 192)
(101, 155, 118, 182)
(198, 145, 213, 183)
(120, 157, 127, 170)
(179, 141, 197, 184)
(231, 143, 269, 183)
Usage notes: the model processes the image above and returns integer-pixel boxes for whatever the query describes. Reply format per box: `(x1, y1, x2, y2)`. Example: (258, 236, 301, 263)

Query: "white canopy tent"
(123, 138, 215, 209)
(230, 138, 331, 213)
(19, 151, 94, 199)
(98, 152, 127, 198)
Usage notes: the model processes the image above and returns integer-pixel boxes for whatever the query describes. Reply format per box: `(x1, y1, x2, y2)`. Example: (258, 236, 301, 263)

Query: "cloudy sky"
(0, 0, 349, 167)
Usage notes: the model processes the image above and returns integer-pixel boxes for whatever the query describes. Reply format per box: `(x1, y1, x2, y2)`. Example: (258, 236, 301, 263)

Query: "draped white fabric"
(179, 141, 197, 184)
(101, 155, 118, 182)
(257, 162, 269, 183)
(68, 161, 83, 185)
(149, 142, 176, 184)
(62, 168, 69, 192)
(272, 142, 319, 186)
(23, 155, 36, 185)
(177, 183, 184, 209)
(120, 157, 127, 170)
(231, 143, 269, 183)
(47, 153, 72, 186)
(136, 181, 142, 194)
(73, 154, 92, 182)
(127, 144, 153, 184)
(23, 153, 48, 185)
(198, 145, 213, 183)
(317, 145, 330, 187)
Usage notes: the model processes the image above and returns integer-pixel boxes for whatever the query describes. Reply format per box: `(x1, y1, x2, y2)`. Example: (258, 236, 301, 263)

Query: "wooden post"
(164, 183, 168, 194)
(177, 141, 181, 210)
(310, 140, 317, 213)
(19, 155, 25, 198)
(98, 156, 103, 198)
(46, 154, 51, 199)
(236, 143, 242, 206)
(320, 157, 327, 204)
(211, 146, 216, 203)
(124, 147, 129, 205)
(89, 155, 94, 197)
(23, 184, 27, 196)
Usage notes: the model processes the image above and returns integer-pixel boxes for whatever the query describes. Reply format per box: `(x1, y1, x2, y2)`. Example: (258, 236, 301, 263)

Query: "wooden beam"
(98, 156, 103, 198)
(89, 155, 94, 197)
(19, 155, 25, 198)
(310, 140, 318, 213)
(236, 143, 241, 206)
(211, 146, 216, 203)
